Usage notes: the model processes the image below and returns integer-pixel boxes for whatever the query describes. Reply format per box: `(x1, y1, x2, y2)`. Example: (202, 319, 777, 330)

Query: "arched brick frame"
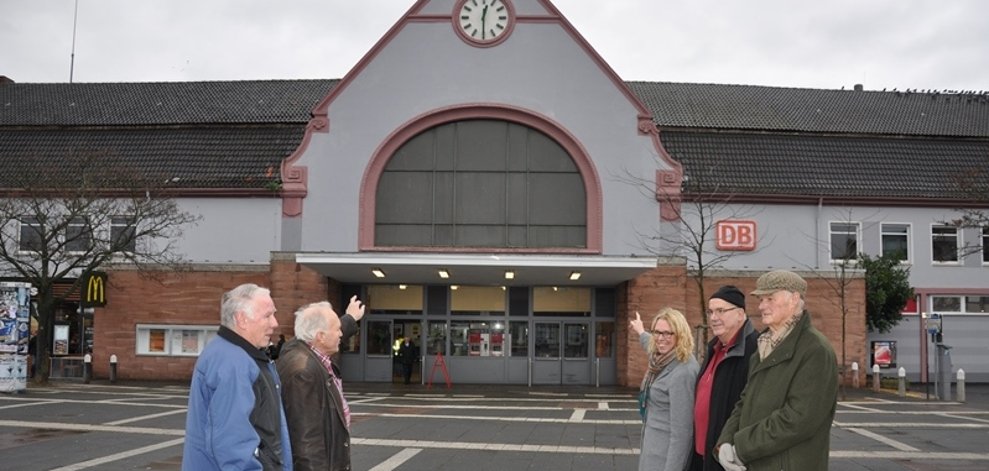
(358, 104, 603, 253)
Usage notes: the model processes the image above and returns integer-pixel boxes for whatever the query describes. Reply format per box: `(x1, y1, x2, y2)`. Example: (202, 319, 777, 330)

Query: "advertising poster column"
(0, 282, 31, 393)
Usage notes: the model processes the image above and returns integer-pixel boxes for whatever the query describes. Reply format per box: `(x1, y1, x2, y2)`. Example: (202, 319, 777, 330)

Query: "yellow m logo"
(86, 272, 107, 306)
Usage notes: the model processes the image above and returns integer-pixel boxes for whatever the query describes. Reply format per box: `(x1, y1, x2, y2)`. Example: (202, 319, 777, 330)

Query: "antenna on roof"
(69, 0, 79, 83)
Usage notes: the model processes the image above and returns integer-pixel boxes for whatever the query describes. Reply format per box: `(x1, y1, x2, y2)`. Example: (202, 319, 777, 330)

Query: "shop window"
(563, 323, 588, 358)
(534, 323, 561, 358)
(451, 286, 505, 315)
(367, 285, 423, 315)
(931, 225, 959, 263)
(880, 223, 910, 263)
(829, 222, 860, 263)
(135, 325, 218, 356)
(449, 321, 504, 357)
(365, 321, 392, 356)
(509, 321, 528, 357)
(111, 215, 137, 253)
(533, 287, 590, 316)
(426, 321, 447, 355)
(595, 321, 614, 358)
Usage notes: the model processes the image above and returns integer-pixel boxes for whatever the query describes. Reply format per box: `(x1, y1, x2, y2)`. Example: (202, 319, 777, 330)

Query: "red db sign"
(717, 220, 756, 251)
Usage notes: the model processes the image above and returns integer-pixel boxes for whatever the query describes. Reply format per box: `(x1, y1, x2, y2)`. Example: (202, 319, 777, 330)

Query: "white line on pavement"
(103, 408, 188, 425)
(830, 450, 989, 460)
(0, 401, 57, 410)
(354, 412, 637, 425)
(935, 412, 989, 424)
(0, 419, 184, 436)
(833, 421, 989, 429)
(847, 427, 919, 451)
(353, 437, 638, 455)
(47, 437, 185, 471)
(569, 409, 586, 421)
(369, 448, 422, 471)
(598, 401, 609, 410)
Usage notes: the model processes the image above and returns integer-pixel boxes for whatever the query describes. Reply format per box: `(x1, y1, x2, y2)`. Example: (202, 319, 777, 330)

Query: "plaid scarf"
(640, 344, 676, 393)
(757, 310, 804, 360)
(308, 343, 351, 429)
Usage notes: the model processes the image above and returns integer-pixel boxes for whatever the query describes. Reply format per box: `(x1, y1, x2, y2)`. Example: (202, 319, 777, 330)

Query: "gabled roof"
(629, 82, 989, 138)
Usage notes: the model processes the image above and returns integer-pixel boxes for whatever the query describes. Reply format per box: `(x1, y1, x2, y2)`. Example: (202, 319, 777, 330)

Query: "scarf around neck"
(640, 343, 676, 393)
(757, 310, 804, 360)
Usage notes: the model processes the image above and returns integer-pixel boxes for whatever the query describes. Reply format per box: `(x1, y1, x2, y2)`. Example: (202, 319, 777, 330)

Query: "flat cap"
(751, 270, 807, 296)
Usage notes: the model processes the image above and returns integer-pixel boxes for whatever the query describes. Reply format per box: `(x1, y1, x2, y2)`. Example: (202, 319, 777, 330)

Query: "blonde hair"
(648, 307, 695, 362)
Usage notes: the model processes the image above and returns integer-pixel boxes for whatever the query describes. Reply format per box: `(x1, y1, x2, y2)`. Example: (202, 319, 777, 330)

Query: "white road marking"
(48, 438, 185, 471)
(833, 421, 989, 429)
(830, 450, 989, 460)
(598, 401, 609, 410)
(569, 409, 586, 421)
(369, 448, 422, 471)
(353, 437, 638, 455)
(103, 408, 187, 425)
(353, 411, 637, 425)
(847, 427, 919, 451)
(0, 419, 184, 436)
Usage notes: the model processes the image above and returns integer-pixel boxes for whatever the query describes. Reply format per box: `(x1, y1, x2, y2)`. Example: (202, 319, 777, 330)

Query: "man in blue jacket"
(182, 283, 293, 470)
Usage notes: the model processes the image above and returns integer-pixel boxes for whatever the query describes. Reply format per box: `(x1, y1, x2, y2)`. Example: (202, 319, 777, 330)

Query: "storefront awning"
(295, 253, 657, 286)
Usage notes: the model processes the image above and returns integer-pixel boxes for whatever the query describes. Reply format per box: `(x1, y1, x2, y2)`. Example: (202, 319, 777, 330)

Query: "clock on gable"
(454, 0, 515, 47)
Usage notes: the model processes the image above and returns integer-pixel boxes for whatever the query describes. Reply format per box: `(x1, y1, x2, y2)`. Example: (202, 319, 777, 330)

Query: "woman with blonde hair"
(630, 308, 699, 471)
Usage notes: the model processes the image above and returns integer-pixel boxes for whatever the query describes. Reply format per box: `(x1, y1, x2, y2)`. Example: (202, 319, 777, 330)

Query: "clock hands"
(480, 4, 488, 39)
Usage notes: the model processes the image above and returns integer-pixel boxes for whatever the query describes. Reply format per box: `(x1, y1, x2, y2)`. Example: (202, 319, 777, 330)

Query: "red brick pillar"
(269, 252, 329, 338)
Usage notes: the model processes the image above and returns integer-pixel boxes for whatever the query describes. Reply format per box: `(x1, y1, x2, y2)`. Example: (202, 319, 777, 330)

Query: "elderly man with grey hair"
(183, 283, 292, 470)
(715, 270, 838, 471)
(277, 296, 365, 471)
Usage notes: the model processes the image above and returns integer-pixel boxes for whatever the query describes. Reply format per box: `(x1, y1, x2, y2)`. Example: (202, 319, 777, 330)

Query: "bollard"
(109, 354, 118, 384)
(957, 369, 966, 403)
(851, 362, 860, 389)
(83, 353, 92, 384)
(897, 367, 906, 397)
(872, 364, 880, 392)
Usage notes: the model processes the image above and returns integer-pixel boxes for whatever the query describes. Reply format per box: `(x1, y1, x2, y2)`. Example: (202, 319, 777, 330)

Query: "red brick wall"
(93, 269, 270, 380)
(269, 253, 330, 338)
(618, 264, 687, 387)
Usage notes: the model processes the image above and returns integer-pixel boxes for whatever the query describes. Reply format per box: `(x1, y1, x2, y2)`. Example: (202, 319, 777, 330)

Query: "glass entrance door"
(532, 321, 590, 384)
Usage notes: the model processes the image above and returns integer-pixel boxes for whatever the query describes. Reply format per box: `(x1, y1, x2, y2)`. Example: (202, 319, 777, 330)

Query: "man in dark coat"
(276, 296, 364, 471)
(689, 285, 759, 471)
(397, 337, 418, 385)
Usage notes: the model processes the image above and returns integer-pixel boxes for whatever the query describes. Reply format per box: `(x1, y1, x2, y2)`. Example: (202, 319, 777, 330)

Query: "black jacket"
(690, 320, 759, 471)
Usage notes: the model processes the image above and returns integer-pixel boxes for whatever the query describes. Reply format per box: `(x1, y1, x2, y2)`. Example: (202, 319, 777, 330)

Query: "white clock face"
(459, 0, 510, 42)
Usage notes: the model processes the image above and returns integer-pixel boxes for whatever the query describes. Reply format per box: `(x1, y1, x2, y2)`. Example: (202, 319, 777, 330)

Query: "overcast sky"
(2, 0, 987, 92)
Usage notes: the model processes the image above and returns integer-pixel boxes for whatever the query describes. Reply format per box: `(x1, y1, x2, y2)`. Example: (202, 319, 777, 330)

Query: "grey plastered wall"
(291, 0, 668, 257)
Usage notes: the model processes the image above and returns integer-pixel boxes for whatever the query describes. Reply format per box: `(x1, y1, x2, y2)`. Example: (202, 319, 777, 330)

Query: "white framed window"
(65, 217, 92, 253)
(880, 223, 911, 263)
(829, 222, 860, 263)
(982, 227, 989, 265)
(930, 295, 989, 315)
(136, 324, 218, 356)
(110, 215, 137, 253)
(18, 216, 42, 252)
(931, 225, 960, 264)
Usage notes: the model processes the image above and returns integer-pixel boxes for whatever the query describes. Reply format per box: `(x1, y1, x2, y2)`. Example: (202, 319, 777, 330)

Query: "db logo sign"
(716, 220, 756, 251)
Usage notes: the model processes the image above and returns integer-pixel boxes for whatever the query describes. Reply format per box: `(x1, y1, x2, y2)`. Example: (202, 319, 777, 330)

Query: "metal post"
(109, 354, 118, 384)
(871, 364, 880, 392)
(595, 358, 600, 388)
(527, 357, 532, 388)
(956, 369, 966, 403)
(851, 362, 859, 389)
(83, 353, 92, 384)
(897, 367, 906, 397)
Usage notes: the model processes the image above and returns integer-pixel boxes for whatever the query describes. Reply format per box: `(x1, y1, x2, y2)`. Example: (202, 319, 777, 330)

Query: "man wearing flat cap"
(689, 286, 759, 471)
(715, 270, 838, 471)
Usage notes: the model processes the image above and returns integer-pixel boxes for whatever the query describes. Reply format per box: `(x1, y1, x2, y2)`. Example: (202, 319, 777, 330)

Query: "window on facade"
(450, 286, 505, 315)
(18, 216, 42, 252)
(829, 222, 859, 262)
(375, 119, 587, 248)
(65, 217, 92, 253)
(966, 296, 989, 313)
(367, 285, 423, 315)
(136, 325, 218, 356)
(563, 323, 588, 359)
(365, 321, 392, 356)
(930, 296, 962, 313)
(533, 287, 591, 316)
(595, 321, 614, 358)
(448, 321, 504, 357)
(880, 223, 910, 262)
(983, 227, 989, 264)
(509, 321, 528, 357)
(931, 225, 959, 263)
(111, 216, 137, 253)
(426, 321, 447, 355)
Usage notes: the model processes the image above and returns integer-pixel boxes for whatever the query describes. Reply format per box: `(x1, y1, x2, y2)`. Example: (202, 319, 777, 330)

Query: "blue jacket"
(183, 326, 293, 470)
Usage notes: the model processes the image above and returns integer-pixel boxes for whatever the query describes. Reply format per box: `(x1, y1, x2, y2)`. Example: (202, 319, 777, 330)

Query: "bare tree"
(0, 151, 199, 382)
(621, 166, 762, 354)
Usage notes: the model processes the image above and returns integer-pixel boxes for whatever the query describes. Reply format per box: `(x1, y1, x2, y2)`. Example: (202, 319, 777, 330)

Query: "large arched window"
(374, 119, 586, 248)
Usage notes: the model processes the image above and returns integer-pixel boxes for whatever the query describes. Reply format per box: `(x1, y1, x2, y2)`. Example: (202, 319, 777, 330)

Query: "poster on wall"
(872, 340, 896, 369)
(53, 325, 70, 356)
(0, 282, 31, 393)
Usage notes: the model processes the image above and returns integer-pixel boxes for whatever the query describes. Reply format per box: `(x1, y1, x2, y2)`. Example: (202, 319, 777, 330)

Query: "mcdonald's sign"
(85, 271, 107, 307)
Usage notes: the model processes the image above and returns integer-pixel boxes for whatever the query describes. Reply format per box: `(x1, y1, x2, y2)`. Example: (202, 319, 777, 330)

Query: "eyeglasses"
(706, 307, 741, 317)
(650, 330, 676, 338)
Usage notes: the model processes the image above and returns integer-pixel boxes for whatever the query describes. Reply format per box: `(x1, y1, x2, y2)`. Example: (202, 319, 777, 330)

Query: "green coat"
(717, 311, 838, 471)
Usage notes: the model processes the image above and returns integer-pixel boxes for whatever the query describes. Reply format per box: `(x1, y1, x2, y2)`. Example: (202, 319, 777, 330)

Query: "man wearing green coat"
(715, 270, 838, 471)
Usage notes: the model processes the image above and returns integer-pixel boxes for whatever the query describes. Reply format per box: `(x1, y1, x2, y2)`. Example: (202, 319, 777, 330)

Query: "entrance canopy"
(295, 253, 657, 286)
